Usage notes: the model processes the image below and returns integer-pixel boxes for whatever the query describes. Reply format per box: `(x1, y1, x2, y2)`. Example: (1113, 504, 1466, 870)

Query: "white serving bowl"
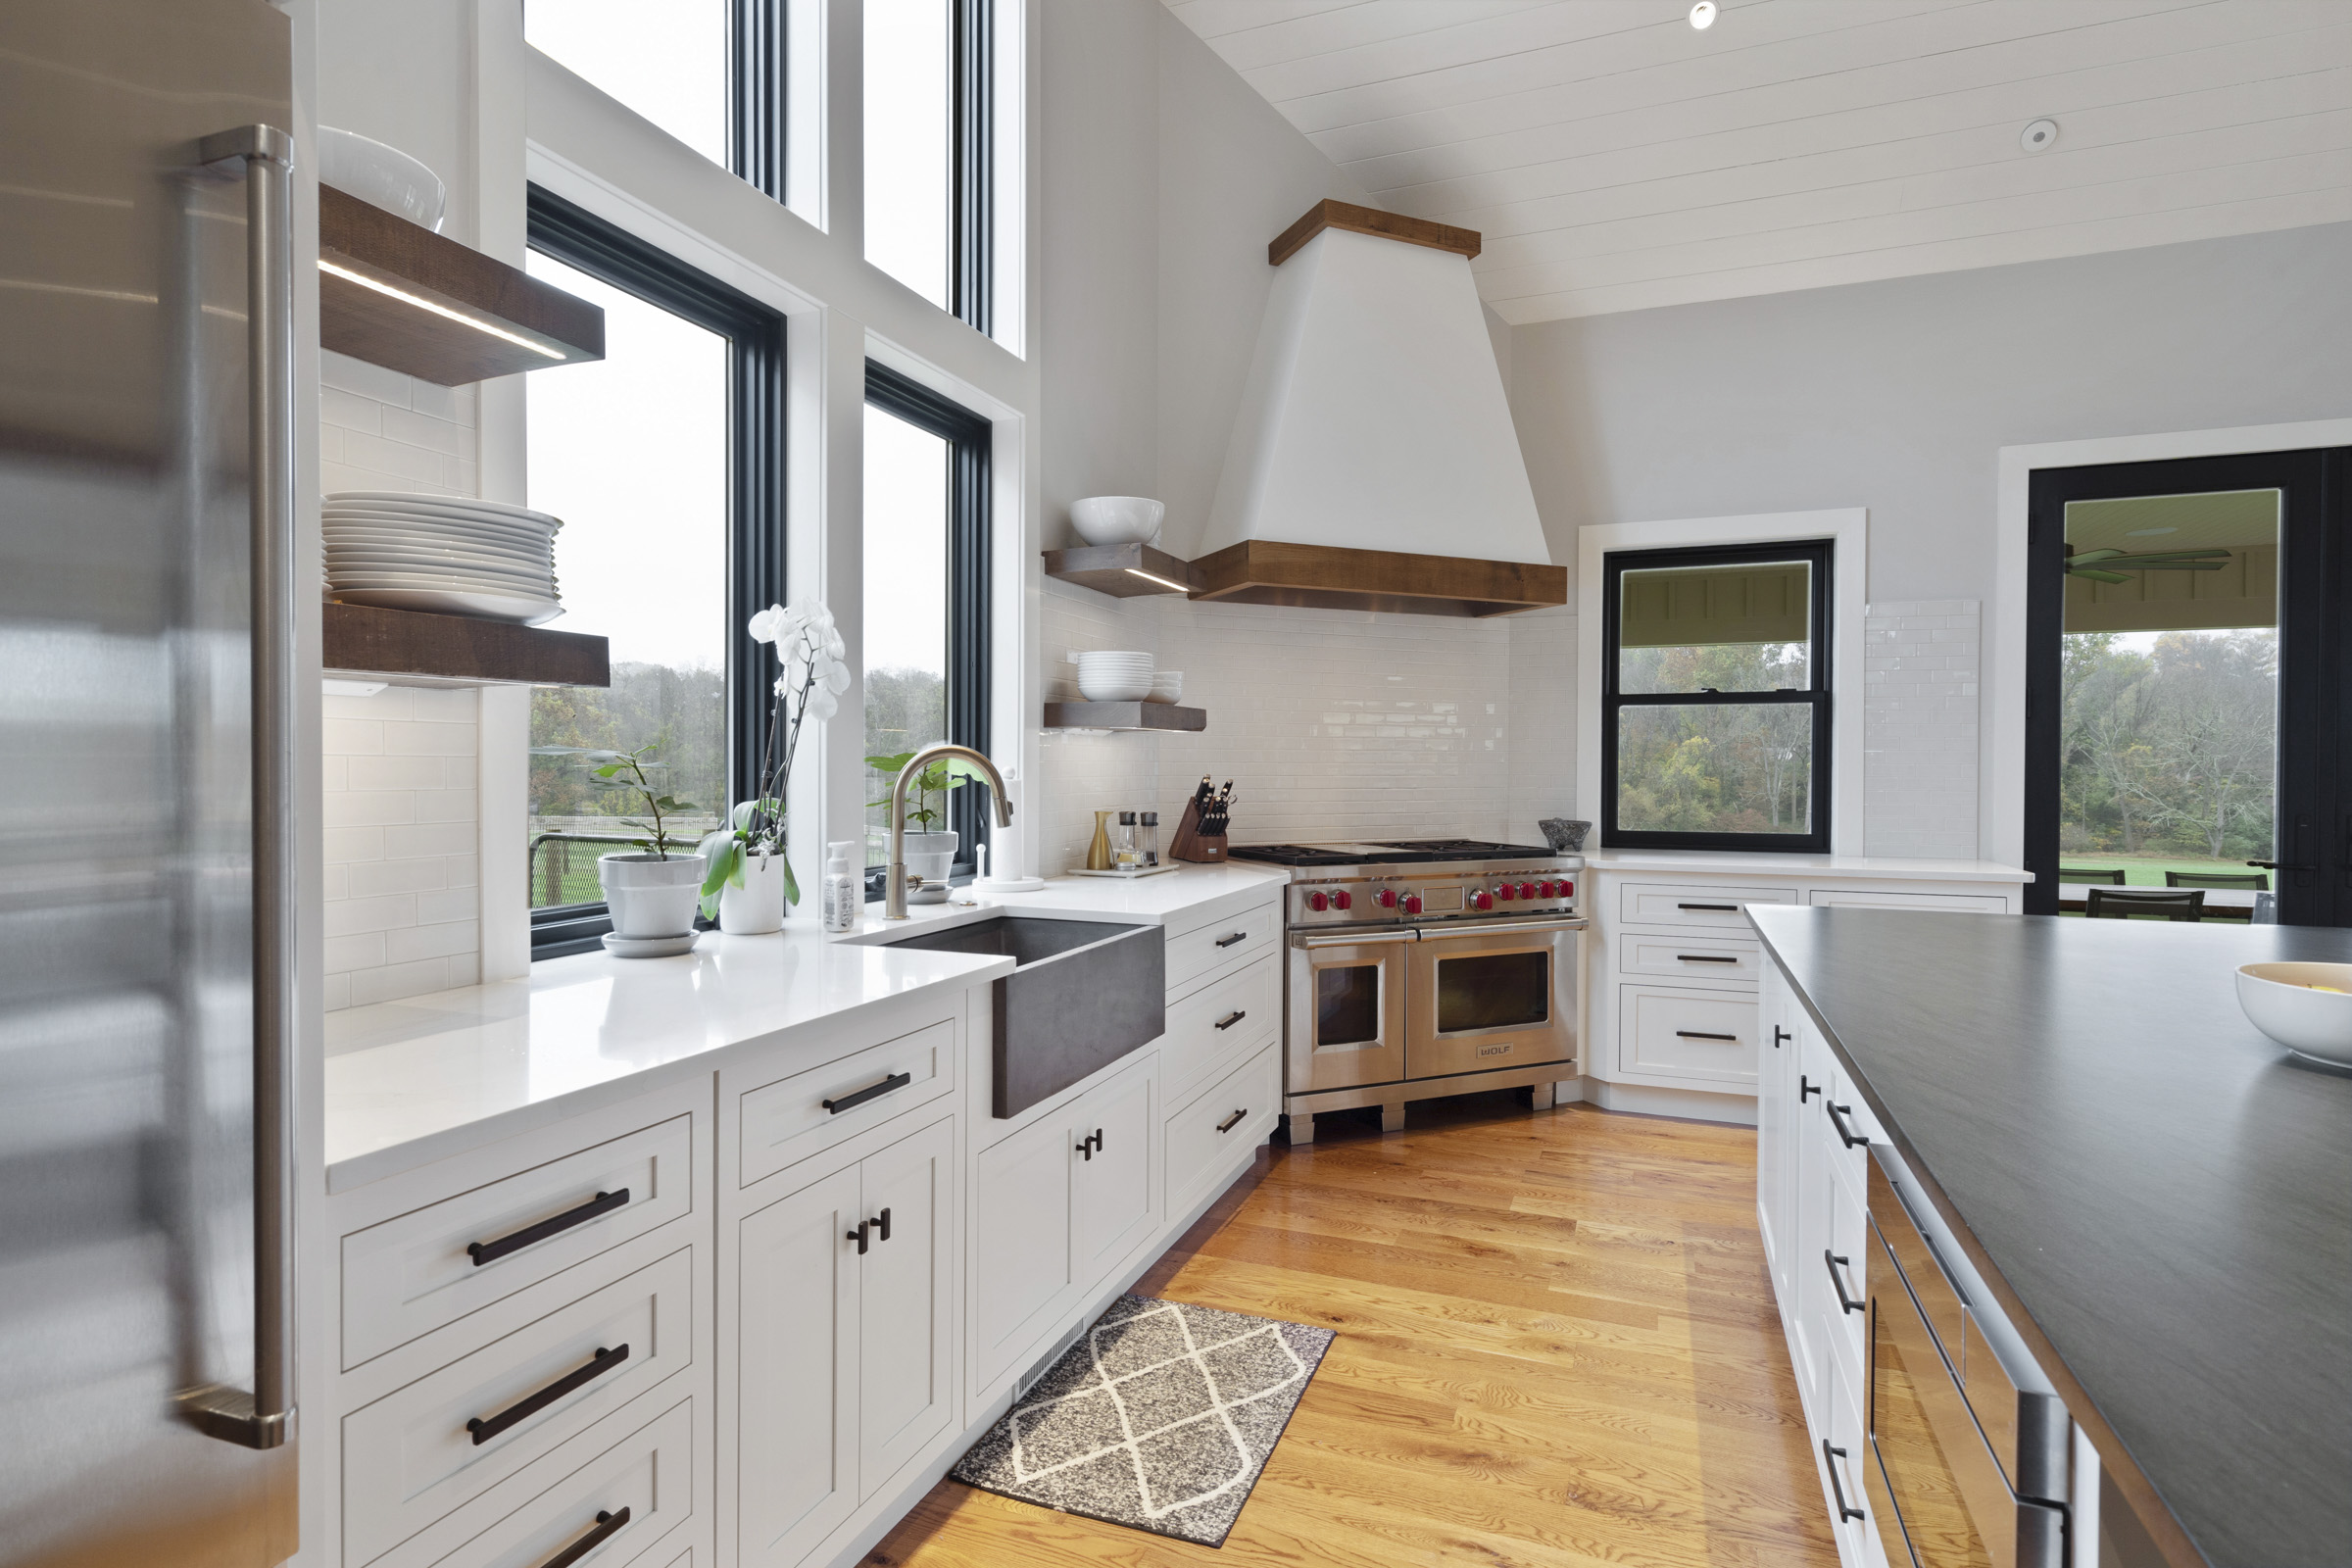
(318, 126, 447, 231)
(1147, 671, 1183, 704)
(1070, 496, 1164, 547)
(1078, 672, 1153, 702)
(2235, 962, 2352, 1067)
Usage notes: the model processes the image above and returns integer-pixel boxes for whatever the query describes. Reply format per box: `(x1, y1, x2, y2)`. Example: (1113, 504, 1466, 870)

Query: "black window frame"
(950, 0, 993, 335)
(1600, 539, 1835, 854)
(731, 0, 787, 201)
(861, 360, 992, 896)
(526, 185, 788, 960)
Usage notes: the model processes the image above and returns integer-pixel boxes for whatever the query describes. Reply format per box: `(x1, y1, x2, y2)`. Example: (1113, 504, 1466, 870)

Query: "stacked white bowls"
(1147, 670, 1184, 704)
(1076, 650, 1154, 702)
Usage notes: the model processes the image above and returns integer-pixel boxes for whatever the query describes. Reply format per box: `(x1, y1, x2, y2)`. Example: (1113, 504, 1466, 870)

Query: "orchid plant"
(697, 599, 850, 916)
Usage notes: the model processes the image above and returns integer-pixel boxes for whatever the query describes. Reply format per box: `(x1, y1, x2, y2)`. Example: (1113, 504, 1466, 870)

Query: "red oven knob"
(1495, 882, 1515, 901)
(1306, 891, 1329, 912)
(1469, 890, 1493, 911)
(1399, 893, 1423, 915)
(1560, 878, 1574, 898)
(1331, 889, 1352, 910)
(1518, 882, 1537, 901)
(1377, 888, 1398, 908)
(1537, 880, 1556, 898)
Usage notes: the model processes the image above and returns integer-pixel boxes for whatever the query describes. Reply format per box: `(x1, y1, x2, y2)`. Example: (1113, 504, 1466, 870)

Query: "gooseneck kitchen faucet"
(885, 743, 1015, 919)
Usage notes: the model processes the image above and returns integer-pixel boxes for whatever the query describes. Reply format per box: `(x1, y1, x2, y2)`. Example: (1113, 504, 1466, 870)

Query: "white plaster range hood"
(1195, 201, 1565, 618)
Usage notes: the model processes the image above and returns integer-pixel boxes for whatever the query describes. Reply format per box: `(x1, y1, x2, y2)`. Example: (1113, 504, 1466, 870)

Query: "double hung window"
(524, 188, 786, 957)
(1601, 541, 1833, 853)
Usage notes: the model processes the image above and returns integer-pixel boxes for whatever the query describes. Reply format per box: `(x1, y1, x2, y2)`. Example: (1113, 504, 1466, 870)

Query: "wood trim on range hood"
(1190, 540, 1565, 619)
(1268, 200, 1482, 267)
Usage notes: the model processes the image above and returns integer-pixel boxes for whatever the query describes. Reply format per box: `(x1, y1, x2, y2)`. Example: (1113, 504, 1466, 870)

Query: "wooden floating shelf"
(318, 185, 605, 385)
(324, 600, 610, 687)
(1043, 701, 1205, 733)
(1191, 540, 1566, 618)
(1040, 542, 1200, 598)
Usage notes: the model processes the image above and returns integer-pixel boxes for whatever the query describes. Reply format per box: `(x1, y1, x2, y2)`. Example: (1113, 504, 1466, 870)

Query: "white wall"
(1506, 221, 2352, 857)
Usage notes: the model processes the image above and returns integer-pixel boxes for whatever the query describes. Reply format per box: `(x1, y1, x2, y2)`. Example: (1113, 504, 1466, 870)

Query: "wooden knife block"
(1168, 799, 1227, 863)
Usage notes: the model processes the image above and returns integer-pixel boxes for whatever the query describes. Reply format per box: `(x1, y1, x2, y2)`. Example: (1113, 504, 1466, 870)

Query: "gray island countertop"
(1746, 906, 2351, 1568)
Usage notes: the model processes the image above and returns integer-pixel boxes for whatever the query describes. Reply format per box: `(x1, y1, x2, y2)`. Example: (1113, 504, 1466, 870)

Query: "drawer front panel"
(1806, 888, 2007, 911)
(1619, 985, 1759, 1086)
(342, 1115, 693, 1371)
(343, 1247, 697, 1565)
(1165, 1044, 1278, 1218)
(1617, 932, 1761, 985)
(1160, 956, 1279, 1111)
(1617, 882, 1798, 929)
(1165, 902, 1279, 997)
(373, 1394, 697, 1568)
(738, 1017, 956, 1189)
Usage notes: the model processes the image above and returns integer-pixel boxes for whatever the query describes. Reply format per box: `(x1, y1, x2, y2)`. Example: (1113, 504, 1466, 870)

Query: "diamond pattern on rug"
(950, 1296, 1335, 1546)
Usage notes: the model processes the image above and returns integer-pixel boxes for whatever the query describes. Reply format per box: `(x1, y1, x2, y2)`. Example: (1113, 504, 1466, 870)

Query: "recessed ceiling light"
(1690, 1, 1718, 28)
(2021, 118, 2059, 153)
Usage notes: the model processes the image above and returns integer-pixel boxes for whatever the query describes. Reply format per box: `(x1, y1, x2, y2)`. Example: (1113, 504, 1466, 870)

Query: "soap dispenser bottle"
(822, 841, 860, 933)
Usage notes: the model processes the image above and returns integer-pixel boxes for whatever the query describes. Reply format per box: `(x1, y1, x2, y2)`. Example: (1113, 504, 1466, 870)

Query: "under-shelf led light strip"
(318, 258, 568, 361)
(1124, 566, 1191, 594)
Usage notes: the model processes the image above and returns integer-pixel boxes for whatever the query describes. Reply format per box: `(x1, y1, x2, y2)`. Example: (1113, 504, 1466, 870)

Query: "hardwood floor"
(862, 1094, 1838, 1568)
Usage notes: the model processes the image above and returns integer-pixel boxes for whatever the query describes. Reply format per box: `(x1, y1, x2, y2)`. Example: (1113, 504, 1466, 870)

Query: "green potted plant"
(584, 742, 706, 953)
(697, 600, 848, 932)
(864, 750, 987, 903)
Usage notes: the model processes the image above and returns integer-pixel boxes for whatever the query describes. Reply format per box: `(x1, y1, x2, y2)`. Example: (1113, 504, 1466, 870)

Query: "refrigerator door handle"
(177, 122, 298, 1453)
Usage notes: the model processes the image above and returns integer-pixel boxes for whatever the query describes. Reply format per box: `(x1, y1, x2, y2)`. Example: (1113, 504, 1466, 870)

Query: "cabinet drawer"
(367, 1393, 698, 1568)
(342, 1114, 694, 1371)
(738, 1017, 956, 1189)
(1617, 932, 1761, 985)
(1617, 882, 1797, 929)
(1160, 956, 1279, 1110)
(343, 1246, 698, 1566)
(1165, 902, 1279, 997)
(1165, 1043, 1277, 1219)
(1807, 887, 2007, 912)
(1618, 985, 1759, 1086)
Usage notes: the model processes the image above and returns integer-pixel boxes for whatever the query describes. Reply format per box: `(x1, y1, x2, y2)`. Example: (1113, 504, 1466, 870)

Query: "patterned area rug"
(951, 1296, 1335, 1546)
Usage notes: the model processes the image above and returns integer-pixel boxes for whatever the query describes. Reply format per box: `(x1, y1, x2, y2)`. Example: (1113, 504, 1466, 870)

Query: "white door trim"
(1987, 417, 2352, 867)
(1578, 509, 1869, 856)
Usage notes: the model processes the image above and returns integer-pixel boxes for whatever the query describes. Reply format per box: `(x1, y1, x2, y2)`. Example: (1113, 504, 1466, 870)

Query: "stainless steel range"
(1226, 841, 1587, 1142)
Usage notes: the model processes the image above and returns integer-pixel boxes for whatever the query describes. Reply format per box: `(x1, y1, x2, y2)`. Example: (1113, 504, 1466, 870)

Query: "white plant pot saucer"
(602, 931, 701, 957)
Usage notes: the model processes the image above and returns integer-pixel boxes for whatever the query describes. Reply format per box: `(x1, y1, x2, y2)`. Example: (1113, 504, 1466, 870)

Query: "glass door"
(2027, 449, 2352, 925)
(1287, 934, 1409, 1094)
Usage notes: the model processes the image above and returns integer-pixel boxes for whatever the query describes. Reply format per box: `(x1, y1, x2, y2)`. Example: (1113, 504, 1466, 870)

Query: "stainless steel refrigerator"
(1, 4, 301, 1565)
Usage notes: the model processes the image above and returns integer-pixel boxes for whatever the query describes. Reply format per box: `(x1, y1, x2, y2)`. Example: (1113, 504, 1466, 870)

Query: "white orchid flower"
(807, 686, 838, 722)
(747, 603, 789, 644)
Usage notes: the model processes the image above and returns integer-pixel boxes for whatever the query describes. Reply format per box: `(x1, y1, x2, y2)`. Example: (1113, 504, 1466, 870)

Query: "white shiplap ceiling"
(1163, 0, 2352, 322)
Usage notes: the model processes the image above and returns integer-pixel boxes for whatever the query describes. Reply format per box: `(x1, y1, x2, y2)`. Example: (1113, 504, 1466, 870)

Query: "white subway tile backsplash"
(1863, 600, 1981, 859)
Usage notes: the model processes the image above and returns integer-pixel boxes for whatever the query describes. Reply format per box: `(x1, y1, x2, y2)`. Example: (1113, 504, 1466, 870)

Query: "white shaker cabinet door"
(1071, 1062, 1156, 1289)
(735, 1163, 862, 1568)
(971, 1113, 1081, 1388)
(857, 1116, 956, 1497)
(1755, 966, 1794, 1297)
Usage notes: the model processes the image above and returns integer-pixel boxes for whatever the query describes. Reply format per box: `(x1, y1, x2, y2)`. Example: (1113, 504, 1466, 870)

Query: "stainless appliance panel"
(1287, 932, 1410, 1094)
(0, 4, 295, 1565)
(1405, 922, 1580, 1080)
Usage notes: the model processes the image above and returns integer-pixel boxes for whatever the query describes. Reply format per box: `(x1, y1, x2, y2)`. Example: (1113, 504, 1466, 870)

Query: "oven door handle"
(1293, 930, 1418, 950)
(1415, 917, 1588, 940)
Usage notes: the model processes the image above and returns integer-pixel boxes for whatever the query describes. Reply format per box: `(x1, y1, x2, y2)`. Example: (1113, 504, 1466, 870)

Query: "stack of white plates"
(324, 491, 564, 624)
(1076, 649, 1154, 702)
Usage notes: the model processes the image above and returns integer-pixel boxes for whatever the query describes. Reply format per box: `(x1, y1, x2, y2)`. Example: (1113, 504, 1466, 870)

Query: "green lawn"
(2056, 853, 2271, 889)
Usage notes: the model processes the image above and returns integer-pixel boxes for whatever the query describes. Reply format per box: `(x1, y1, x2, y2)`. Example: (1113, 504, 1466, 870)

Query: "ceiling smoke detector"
(1690, 2, 1718, 28)
(2021, 118, 2059, 153)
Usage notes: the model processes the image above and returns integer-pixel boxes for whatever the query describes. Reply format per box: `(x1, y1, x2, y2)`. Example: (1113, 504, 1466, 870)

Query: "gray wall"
(1509, 221, 2352, 604)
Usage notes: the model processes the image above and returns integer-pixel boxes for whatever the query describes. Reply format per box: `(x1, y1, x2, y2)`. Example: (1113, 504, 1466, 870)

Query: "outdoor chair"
(2062, 867, 2126, 884)
(2086, 887, 2205, 922)
(2165, 870, 2269, 890)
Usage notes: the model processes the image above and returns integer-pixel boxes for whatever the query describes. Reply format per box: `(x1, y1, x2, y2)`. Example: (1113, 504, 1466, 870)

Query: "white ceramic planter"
(719, 850, 790, 934)
(598, 852, 707, 941)
(903, 830, 957, 905)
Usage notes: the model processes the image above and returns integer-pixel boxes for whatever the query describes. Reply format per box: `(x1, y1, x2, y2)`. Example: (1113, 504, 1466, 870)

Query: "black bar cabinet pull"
(1077, 1128, 1103, 1160)
(1215, 1010, 1248, 1031)
(1678, 902, 1740, 911)
(1824, 1250, 1864, 1314)
(468, 1344, 629, 1446)
(823, 1071, 912, 1115)
(1676, 1030, 1738, 1042)
(1821, 1442, 1865, 1521)
(468, 1189, 629, 1267)
(536, 1507, 631, 1568)
(1214, 930, 1249, 948)
(1215, 1108, 1247, 1134)
(847, 1220, 868, 1253)
(1799, 1074, 1822, 1101)
(1826, 1102, 1869, 1149)
(1677, 953, 1739, 963)
(1772, 1026, 1791, 1049)
(871, 1206, 892, 1243)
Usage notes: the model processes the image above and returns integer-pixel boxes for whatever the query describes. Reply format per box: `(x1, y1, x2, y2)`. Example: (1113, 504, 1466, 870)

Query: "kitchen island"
(1748, 906, 2351, 1568)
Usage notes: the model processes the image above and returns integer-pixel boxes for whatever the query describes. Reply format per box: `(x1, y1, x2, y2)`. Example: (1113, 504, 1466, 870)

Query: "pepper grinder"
(1139, 810, 1160, 866)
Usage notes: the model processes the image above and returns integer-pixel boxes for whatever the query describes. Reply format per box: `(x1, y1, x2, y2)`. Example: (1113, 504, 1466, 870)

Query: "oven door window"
(1314, 963, 1384, 1049)
(1434, 950, 1550, 1034)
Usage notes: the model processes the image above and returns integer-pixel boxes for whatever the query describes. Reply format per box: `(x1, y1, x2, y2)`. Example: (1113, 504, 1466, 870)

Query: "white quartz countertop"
(1580, 850, 2033, 883)
(321, 861, 1290, 1192)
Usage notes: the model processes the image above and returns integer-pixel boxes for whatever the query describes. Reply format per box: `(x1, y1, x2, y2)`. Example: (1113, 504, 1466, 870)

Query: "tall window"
(526, 0, 788, 200)
(863, 0, 991, 331)
(861, 363, 990, 888)
(524, 188, 786, 957)
(1601, 542, 1833, 853)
